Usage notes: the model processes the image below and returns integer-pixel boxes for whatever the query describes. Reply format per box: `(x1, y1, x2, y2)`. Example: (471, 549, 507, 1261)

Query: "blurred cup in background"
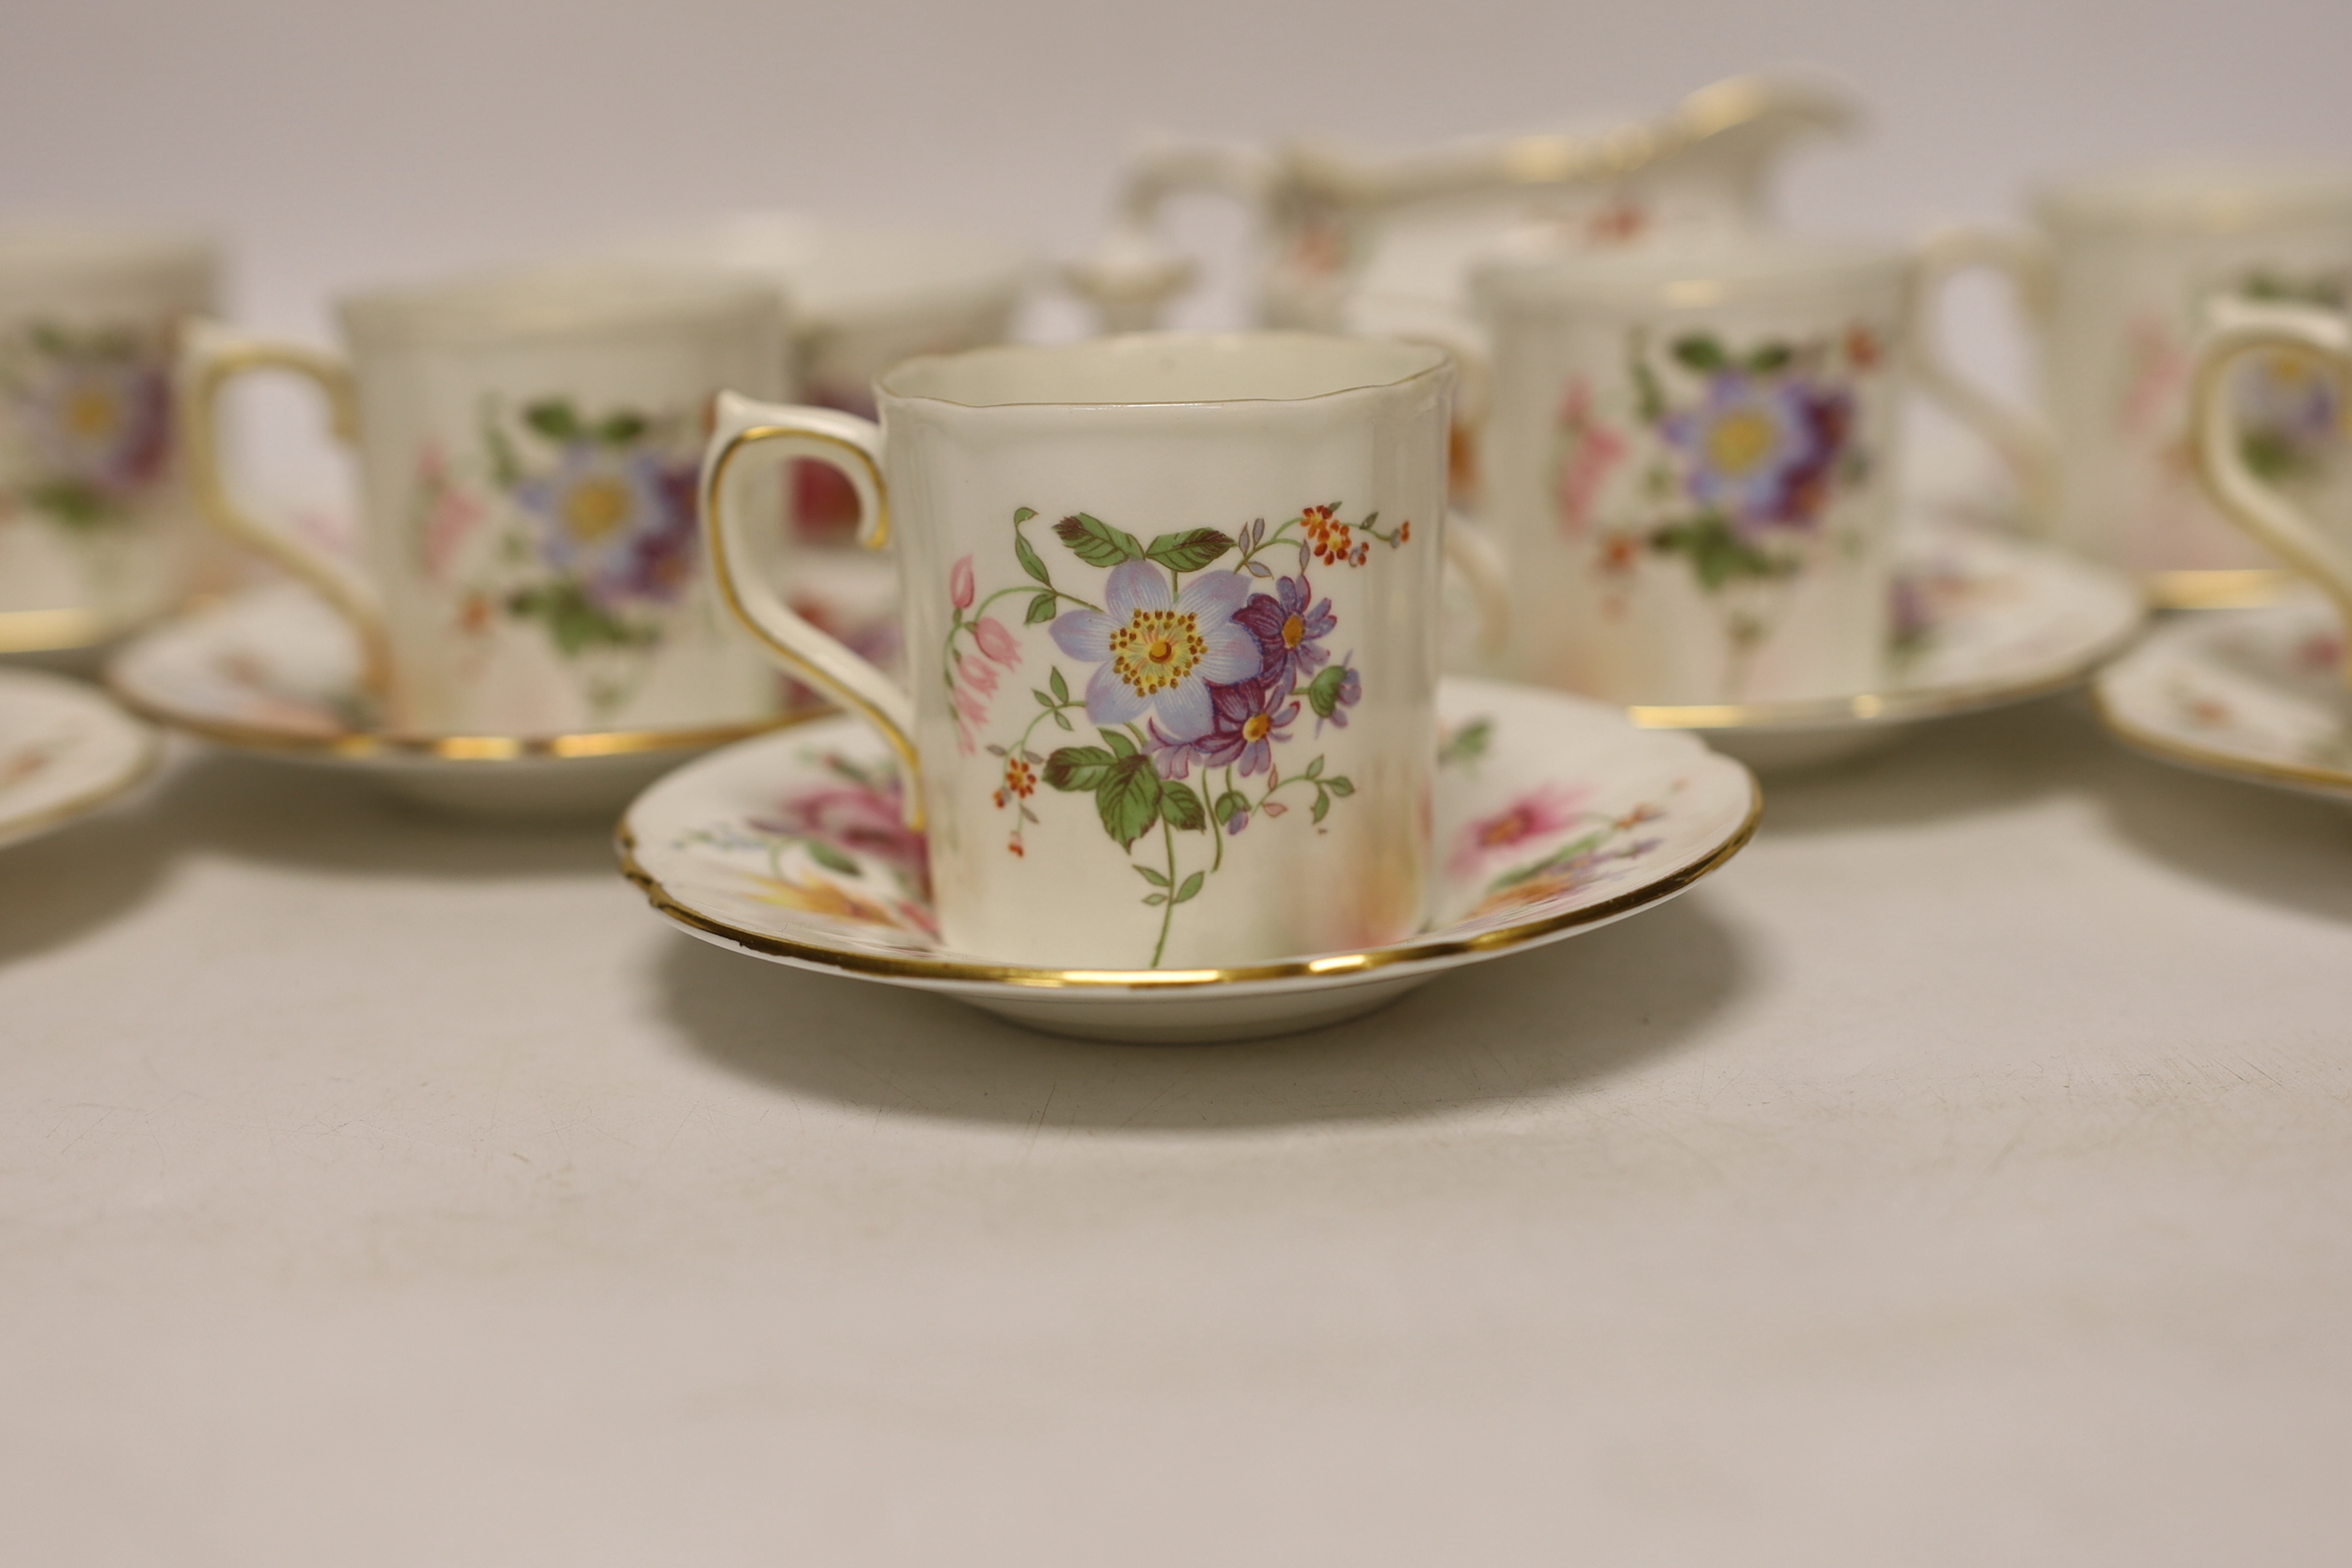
(182, 263, 788, 736)
(0, 226, 218, 658)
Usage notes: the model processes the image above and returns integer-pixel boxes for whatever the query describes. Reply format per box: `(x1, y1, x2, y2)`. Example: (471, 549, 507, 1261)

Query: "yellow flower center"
(63, 387, 121, 440)
(563, 475, 634, 544)
(2259, 348, 2319, 389)
(1108, 608, 1204, 696)
(1281, 613, 1305, 649)
(1705, 409, 1778, 475)
(1243, 714, 1272, 743)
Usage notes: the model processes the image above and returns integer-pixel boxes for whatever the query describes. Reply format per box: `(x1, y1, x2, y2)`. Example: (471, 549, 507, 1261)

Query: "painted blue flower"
(1662, 373, 1850, 534)
(1049, 559, 1259, 740)
(22, 355, 170, 497)
(2238, 347, 2341, 456)
(1231, 573, 1335, 693)
(515, 444, 700, 608)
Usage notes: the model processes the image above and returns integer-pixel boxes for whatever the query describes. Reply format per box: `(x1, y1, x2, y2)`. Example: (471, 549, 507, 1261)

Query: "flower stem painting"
(945, 502, 1409, 967)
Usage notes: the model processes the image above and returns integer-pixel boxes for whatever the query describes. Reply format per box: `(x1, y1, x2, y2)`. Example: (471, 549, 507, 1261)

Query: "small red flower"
(1003, 756, 1037, 799)
(1398, 519, 1411, 543)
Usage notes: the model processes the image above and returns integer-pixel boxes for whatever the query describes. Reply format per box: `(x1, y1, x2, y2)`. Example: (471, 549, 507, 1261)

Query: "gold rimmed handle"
(700, 391, 923, 827)
(2192, 298, 2352, 687)
(1910, 226, 2063, 532)
(179, 321, 391, 695)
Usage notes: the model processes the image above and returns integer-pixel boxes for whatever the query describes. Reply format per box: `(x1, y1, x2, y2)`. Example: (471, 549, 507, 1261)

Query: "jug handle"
(1910, 226, 2064, 532)
(1063, 142, 1275, 334)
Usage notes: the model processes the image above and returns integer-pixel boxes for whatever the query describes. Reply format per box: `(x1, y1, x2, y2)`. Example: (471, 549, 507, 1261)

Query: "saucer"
(1627, 523, 2146, 771)
(2093, 594, 2352, 804)
(0, 668, 158, 851)
(618, 677, 1760, 1043)
(107, 583, 800, 818)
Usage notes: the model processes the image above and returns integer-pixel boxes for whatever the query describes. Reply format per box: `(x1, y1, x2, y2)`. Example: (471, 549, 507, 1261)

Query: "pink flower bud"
(971, 616, 1020, 666)
(961, 657, 1000, 695)
(950, 556, 976, 611)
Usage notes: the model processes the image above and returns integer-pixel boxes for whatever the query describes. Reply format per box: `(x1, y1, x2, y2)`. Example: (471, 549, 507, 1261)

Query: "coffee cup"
(0, 226, 217, 656)
(1471, 236, 1916, 705)
(701, 332, 1455, 970)
(183, 264, 789, 735)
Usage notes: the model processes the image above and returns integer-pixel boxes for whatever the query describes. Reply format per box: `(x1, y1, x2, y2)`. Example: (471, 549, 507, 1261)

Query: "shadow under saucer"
(652, 889, 1749, 1132)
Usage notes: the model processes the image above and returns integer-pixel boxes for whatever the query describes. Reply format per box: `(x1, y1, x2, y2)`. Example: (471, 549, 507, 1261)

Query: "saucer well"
(2093, 594, 2352, 805)
(1627, 522, 2145, 771)
(618, 677, 1760, 1043)
(0, 668, 158, 851)
(107, 583, 798, 818)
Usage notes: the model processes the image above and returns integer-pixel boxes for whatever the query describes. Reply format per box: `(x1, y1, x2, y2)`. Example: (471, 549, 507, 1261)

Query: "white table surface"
(3, 690, 2347, 1565)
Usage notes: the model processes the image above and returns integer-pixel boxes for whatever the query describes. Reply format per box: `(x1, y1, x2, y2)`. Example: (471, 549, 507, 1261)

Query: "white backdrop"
(9, 8, 2352, 1561)
(4, 0, 2348, 336)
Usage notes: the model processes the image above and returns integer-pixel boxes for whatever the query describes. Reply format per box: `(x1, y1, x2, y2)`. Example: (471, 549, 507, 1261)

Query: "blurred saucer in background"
(107, 582, 808, 820)
(2094, 593, 2352, 804)
(0, 666, 158, 851)
(1629, 522, 2146, 772)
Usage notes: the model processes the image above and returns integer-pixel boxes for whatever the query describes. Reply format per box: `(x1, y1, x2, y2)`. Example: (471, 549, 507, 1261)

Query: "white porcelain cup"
(2192, 298, 2352, 686)
(184, 264, 790, 735)
(1912, 163, 2352, 604)
(1471, 237, 1914, 706)
(701, 332, 1453, 971)
(0, 226, 218, 655)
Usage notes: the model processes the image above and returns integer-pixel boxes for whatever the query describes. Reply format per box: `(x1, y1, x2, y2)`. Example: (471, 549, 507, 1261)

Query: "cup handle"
(2192, 298, 2352, 685)
(1387, 329, 1511, 657)
(179, 319, 391, 694)
(1443, 512, 1511, 660)
(701, 390, 923, 824)
(1909, 225, 2063, 531)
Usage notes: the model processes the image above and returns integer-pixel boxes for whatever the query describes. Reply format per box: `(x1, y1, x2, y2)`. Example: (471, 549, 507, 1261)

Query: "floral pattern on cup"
(410, 396, 706, 723)
(0, 322, 173, 533)
(1553, 324, 1882, 692)
(942, 501, 1410, 967)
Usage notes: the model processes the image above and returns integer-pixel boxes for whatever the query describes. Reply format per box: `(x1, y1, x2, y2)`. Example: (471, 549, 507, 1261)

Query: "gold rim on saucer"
(2144, 568, 2293, 611)
(0, 606, 125, 656)
(2089, 682, 2352, 798)
(0, 677, 163, 847)
(104, 670, 820, 766)
(0, 733, 159, 846)
(615, 782, 1761, 994)
(1626, 621, 2144, 733)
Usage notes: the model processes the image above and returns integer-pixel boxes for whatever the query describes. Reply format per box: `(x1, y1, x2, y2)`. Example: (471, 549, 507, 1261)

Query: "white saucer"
(2093, 594, 2352, 805)
(107, 583, 800, 818)
(618, 677, 1760, 1043)
(1628, 523, 2146, 771)
(0, 669, 158, 851)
